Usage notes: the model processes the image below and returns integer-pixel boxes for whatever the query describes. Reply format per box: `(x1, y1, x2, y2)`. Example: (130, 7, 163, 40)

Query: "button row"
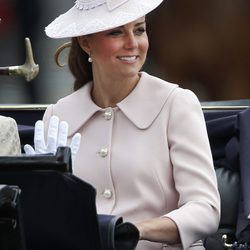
(100, 109, 113, 200)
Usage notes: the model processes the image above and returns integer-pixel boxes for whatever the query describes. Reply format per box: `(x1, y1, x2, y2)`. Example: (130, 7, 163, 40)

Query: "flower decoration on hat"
(75, 0, 129, 11)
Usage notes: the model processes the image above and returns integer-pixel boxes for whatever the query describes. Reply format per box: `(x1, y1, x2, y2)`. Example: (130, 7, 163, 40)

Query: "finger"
(57, 121, 69, 147)
(70, 133, 81, 162)
(34, 120, 47, 154)
(23, 144, 36, 155)
(46, 116, 59, 154)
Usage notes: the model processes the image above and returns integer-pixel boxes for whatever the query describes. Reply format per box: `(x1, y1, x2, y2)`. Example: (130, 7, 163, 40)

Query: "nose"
(124, 32, 138, 49)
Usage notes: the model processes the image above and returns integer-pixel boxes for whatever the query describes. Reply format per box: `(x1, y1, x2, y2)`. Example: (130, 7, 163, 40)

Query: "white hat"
(45, 0, 163, 39)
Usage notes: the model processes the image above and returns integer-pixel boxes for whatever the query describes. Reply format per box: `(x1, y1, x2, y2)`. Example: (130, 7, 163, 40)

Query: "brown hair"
(55, 37, 93, 91)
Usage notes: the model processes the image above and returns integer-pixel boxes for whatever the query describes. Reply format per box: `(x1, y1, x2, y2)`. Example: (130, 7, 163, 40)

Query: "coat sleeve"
(0, 116, 21, 156)
(164, 89, 220, 249)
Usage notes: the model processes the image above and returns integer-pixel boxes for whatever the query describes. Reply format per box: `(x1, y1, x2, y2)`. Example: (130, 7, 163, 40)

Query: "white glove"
(24, 116, 81, 164)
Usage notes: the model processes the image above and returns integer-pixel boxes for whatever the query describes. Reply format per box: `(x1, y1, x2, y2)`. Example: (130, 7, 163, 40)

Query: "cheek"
(140, 39, 149, 56)
(94, 40, 119, 58)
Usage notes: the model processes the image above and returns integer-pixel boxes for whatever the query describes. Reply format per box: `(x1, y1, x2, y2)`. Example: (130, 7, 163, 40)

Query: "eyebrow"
(118, 21, 146, 29)
(135, 21, 146, 26)
(135, 20, 146, 26)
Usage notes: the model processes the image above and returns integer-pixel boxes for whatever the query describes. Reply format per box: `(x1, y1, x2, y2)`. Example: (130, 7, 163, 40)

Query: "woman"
(26, 0, 220, 249)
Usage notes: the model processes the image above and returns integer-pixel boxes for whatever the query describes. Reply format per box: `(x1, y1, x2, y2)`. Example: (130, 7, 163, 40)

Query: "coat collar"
(55, 72, 178, 135)
(117, 72, 178, 129)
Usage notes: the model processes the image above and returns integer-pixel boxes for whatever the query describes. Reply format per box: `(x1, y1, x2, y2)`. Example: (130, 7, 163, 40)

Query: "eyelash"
(135, 27, 146, 35)
(108, 27, 146, 36)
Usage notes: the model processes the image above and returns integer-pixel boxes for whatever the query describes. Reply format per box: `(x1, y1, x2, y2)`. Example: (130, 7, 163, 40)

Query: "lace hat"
(45, 0, 163, 38)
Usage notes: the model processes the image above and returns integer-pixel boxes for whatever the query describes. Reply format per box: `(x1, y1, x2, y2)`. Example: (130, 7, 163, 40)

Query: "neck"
(91, 73, 140, 108)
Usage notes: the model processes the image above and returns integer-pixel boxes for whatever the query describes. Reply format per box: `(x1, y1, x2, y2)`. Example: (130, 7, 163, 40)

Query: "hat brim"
(45, 0, 163, 39)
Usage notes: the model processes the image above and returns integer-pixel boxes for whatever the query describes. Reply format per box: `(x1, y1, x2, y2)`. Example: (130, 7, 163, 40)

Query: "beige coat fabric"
(0, 116, 21, 156)
(43, 72, 220, 250)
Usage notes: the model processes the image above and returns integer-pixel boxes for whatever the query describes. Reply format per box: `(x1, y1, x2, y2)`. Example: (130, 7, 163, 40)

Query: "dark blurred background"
(0, 0, 250, 104)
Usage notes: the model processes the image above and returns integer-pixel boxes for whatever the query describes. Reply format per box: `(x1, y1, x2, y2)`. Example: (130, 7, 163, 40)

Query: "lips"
(118, 56, 137, 62)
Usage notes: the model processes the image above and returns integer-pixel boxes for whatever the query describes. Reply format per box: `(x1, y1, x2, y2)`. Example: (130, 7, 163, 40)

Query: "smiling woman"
(26, 0, 221, 249)
(76, 17, 148, 108)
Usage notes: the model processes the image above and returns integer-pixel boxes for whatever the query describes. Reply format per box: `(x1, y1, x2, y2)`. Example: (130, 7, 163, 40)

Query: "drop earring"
(88, 54, 93, 63)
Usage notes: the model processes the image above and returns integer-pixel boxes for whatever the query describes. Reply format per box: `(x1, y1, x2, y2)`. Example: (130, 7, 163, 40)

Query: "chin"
(121, 67, 141, 77)
(121, 71, 140, 79)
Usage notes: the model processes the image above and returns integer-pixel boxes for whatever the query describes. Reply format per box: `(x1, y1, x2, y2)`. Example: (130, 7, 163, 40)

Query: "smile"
(118, 56, 137, 62)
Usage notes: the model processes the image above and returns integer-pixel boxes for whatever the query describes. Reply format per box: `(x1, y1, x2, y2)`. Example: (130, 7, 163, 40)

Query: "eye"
(134, 27, 146, 35)
(107, 29, 123, 36)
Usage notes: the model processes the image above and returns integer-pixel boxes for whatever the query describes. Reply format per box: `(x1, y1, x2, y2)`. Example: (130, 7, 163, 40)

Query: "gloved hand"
(24, 116, 81, 164)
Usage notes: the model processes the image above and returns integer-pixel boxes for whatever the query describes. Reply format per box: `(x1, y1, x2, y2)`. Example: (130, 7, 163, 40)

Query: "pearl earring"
(88, 56, 93, 63)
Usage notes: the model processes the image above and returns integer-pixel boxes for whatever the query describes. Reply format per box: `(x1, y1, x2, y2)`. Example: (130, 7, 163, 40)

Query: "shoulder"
(140, 72, 201, 110)
(0, 116, 20, 156)
(141, 72, 199, 102)
(164, 86, 205, 130)
(57, 83, 91, 108)
(167, 87, 201, 110)
(140, 72, 179, 94)
(43, 82, 100, 135)
(0, 116, 18, 131)
(44, 82, 92, 115)
(139, 73, 203, 126)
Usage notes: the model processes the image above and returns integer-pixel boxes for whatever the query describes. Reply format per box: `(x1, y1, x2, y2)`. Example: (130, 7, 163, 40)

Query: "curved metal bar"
(0, 37, 39, 82)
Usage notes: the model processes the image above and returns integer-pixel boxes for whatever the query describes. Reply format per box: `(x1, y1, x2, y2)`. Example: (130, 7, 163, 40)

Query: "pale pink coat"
(43, 72, 220, 250)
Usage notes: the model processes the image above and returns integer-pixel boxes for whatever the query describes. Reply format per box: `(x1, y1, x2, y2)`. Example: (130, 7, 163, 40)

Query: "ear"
(77, 36, 91, 54)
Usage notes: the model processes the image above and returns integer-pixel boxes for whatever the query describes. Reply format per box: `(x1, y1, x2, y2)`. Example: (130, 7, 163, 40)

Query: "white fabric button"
(99, 147, 108, 157)
(104, 109, 112, 120)
(103, 189, 112, 199)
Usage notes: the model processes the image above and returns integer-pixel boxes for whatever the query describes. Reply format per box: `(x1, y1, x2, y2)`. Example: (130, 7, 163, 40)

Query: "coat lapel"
(117, 72, 178, 129)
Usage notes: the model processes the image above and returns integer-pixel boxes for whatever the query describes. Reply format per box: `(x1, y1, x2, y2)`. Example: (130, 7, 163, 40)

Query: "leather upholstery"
(203, 107, 250, 249)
